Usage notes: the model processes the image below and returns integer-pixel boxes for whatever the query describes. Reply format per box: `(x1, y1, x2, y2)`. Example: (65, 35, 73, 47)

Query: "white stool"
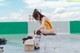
(44, 35, 55, 50)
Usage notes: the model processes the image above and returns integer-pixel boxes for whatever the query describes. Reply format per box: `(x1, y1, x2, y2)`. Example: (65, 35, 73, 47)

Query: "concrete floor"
(0, 34, 80, 53)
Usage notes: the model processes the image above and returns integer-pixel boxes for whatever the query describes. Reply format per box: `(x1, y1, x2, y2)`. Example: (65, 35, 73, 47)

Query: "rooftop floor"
(0, 34, 80, 53)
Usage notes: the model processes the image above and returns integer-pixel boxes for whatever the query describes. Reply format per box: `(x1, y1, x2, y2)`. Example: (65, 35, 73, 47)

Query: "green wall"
(70, 21, 80, 34)
(1, 21, 79, 34)
(0, 22, 28, 34)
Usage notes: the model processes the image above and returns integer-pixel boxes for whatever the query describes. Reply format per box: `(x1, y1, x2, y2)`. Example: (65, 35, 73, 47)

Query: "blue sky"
(0, 0, 80, 21)
(0, 0, 26, 17)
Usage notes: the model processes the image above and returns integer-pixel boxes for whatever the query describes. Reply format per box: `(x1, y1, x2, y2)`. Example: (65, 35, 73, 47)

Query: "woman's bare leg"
(40, 29, 55, 34)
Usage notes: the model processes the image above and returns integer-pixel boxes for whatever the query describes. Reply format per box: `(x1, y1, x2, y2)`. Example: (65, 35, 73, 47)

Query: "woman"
(33, 9, 56, 35)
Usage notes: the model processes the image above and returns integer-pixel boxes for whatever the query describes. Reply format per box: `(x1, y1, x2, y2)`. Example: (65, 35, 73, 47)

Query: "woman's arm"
(36, 17, 46, 31)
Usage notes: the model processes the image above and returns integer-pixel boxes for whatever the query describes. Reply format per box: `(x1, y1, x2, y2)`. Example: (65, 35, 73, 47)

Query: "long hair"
(32, 9, 44, 21)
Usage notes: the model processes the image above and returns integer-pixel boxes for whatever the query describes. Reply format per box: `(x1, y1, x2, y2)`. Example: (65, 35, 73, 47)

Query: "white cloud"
(23, 0, 44, 5)
(10, 12, 21, 18)
(48, 12, 80, 21)
(54, 7, 66, 13)
(0, 11, 80, 22)
(23, 0, 80, 9)
(53, 7, 80, 14)
(8, 11, 29, 22)
(67, 7, 80, 11)
(0, 0, 80, 22)
(0, 9, 29, 22)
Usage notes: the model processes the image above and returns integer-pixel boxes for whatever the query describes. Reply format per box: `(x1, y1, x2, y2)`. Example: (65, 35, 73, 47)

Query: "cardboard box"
(24, 39, 34, 51)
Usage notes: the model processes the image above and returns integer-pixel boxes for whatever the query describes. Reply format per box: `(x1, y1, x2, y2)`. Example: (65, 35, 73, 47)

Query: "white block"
(24, 39, 34, 51)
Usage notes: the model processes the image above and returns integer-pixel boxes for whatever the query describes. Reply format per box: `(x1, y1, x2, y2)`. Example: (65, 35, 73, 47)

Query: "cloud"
(54, 7, 66, 13)
(0, 9, 29, 22)
(0, 0, 80, 22)
(53, 7, 80, 14)
(0, 10, 80, 22)
(48, 12, 80, 21)
(23, 0, 80, 9)
(23, 0, 44, 5)
(8, 11, 29, 22)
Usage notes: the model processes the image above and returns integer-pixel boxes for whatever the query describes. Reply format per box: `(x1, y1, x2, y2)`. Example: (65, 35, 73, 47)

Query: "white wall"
(28, 21, 70, 34)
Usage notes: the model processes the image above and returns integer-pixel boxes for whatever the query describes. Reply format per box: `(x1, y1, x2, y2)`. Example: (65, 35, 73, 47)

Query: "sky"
(0, 0, 80, 22)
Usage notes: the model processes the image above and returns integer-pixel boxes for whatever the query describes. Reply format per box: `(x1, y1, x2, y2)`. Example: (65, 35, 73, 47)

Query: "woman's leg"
(40, 29, 55, 34)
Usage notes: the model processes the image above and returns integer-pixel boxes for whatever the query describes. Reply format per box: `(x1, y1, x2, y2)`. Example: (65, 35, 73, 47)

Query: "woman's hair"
(32, 9, 44, 21)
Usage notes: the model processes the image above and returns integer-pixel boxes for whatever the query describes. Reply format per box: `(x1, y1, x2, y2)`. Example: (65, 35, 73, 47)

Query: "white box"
(24, 39, 34, 51)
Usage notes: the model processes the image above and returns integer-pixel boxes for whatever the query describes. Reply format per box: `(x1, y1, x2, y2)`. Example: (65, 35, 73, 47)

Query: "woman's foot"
(34, 46, 40, 50)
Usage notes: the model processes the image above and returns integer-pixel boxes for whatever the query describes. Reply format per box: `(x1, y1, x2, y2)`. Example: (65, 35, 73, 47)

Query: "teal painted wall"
(70, 21, 80, 34)
(0, 22, 28, 34)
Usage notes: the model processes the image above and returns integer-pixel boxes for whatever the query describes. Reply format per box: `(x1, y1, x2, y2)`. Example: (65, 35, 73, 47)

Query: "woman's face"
(35, 14, 40, 21)
(35, 17, 39, 20)
(37, 14, 40, 20)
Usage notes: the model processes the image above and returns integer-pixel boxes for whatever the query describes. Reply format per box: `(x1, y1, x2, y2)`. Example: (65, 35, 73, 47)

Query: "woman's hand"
(34, 29, 38, 34)
(34, 17, 45, 35)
